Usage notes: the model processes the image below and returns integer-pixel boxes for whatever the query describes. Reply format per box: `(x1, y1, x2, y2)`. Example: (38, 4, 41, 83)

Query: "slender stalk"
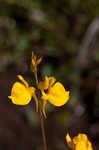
(39, 101, 47, 150)
(34, 71, 38, 87)
(34, 70, 47, 150)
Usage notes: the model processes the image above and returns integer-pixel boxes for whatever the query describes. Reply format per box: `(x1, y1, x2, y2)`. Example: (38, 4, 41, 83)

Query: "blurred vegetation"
(0, 0, 99, 150)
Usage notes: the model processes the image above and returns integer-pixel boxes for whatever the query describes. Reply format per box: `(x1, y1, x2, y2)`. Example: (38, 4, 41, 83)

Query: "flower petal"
(38, 76, 49, 90)
(8, 82, 32, 105)
(17, 75, 29, 87)
(49, 77, 56, 87)
(66, 133, 73, 149)
(66, 133, 93, 150)
(47, 82, 69, 106)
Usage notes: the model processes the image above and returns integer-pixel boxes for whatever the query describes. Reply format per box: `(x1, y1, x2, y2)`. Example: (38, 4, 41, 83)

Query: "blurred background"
(0, 0, 99, 150)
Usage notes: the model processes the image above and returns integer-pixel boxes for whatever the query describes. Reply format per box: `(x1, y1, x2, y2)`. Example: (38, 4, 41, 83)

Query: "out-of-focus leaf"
(16, 38, 30, 52)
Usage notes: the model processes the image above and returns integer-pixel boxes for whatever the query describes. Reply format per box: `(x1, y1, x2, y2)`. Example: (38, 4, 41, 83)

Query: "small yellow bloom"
(66, 133, 93, 150)
(8, 52, 70, 118)
(31, 51, 42, 73)
(38, 76, 69, 117)
(8, 75, 38, 111)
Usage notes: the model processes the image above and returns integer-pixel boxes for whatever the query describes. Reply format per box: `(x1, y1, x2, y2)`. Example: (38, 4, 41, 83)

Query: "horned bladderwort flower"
(66, 133, 93, 150)
(8, 75, 69, 117)
(8, 52, 69, 118)
(8, 75, 39, 111)
(38, 76, 69, 117)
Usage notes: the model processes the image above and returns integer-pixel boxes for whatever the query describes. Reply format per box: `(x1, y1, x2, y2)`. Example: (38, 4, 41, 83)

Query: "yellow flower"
(66, 133, 93, 150)
(8, 74, 69, 118)
(8, 75, 38, 111)
(38, 76, 69, 118)
(31, 51, 43, 73)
